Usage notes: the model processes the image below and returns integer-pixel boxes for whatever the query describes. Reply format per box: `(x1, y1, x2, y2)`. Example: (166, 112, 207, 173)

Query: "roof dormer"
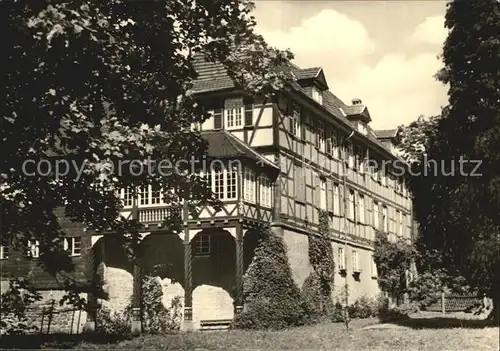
(343, 98, 371, 124)
(293, 66, 328, 105)
(374, 128, 402, 153)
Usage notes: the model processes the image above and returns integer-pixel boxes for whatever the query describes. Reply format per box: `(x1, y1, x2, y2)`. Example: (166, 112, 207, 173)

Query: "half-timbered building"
(0, 55, 413, 332)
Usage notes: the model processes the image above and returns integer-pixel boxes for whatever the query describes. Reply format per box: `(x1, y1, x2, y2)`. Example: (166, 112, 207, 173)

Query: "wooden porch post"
(131, 260, 142, 334)
(235, 224, 244, 314)
(183, 202, 193, 330)
(130, 194, 142, 335)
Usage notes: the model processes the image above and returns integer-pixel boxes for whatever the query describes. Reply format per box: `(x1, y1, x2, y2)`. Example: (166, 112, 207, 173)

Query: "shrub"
(348, 295, 378, 319)
(96, 275, 182, 337)
(301, 271, 323, 320)
(305, 210, 335, 316)
(0, 279, 42, 335)
(95, 306, 131, 338)
(232, 227, 315, 329)
(329, 302, 345, 323)
(374, 232, 416, 301)
(135, 276, 182, 333)
(377, 301, 419, 323)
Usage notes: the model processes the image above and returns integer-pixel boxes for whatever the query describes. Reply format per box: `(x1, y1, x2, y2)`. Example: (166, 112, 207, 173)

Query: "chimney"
(352, 98, 362, 105)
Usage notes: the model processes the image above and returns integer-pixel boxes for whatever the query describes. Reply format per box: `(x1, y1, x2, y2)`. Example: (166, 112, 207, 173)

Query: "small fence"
(425, 293, 482, 313)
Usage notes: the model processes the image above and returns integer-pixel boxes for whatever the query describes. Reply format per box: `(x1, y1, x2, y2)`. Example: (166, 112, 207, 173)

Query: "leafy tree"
(373, 231, 416, 303)
(1, 0, 293, 292)
(398, 114, 441, 166)
(398, 117, 471, 307)
(410, 0, 500, 322)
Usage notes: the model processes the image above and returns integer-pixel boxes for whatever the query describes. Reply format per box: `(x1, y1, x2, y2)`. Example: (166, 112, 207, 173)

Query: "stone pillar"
(234, 225, 244, 315)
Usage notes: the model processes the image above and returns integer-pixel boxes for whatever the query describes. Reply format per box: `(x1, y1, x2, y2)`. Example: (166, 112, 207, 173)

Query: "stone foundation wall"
(1, 289, 87, 335)
(282, 229, 312, 289)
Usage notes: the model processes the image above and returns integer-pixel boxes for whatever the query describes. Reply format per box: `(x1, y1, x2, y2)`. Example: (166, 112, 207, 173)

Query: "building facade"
(0, 56, 413, 332)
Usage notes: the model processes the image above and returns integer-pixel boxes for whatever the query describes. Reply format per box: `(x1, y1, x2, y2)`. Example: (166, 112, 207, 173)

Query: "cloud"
(256, 9, 448, 129)
(259, 9, 375, 77)
(411, 16, 447, 46)
(335, 53, 447, 128)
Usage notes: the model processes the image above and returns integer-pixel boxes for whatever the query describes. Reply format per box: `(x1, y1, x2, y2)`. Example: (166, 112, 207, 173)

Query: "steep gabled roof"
(291, 65, 329, 90)
(374, 128, 401, 140)
(201, 130, 280, 171)
(191, 55, 400, 159)
(294, 67, 322, 80)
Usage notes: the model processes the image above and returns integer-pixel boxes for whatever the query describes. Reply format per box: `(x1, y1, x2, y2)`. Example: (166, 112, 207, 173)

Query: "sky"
(252, 0, 449, 130)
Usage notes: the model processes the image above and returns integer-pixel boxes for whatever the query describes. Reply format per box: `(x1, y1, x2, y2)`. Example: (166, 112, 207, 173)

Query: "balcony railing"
(137, 206, 182, 224)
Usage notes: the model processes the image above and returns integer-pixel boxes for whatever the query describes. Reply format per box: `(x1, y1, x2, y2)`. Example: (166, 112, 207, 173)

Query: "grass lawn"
(2, 314, 498, 350)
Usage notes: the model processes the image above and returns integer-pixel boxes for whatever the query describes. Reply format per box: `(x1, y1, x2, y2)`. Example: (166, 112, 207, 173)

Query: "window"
(381, 168, 387, 186)
(139, 186, 149, 206)
(214, 168, 225, 199)
(209, 164, 239, 201)
(326, 129, 332, 154)
(64, 237, 82, 257)
(355, 146, 361, 170)
(151, 185, 162, 205)
(373, 201, 380, 229)
(382, 206, 388, 232)
(0, 239, 9, 260)
(331, 130, 339, 158)
(373, 165, 380, 182)
(338, 247, 345, 270)
(357, 123, 367, 135)
(28, 239, 40, 258)
(193, 234, 210, 255)
(260, 175, 272, 208)
(359, 194, 365, 223)
(122, 188, 133, 207)
(291, 103, 301, 138)
(358, 148, 366, 174)
(312, 86, 323, 104)
(226, 167, 237, 200)
(333, 183, 340, 216)
(316, 121, 325, 152)
(225, 107, 243, 129)
(346, 142, 355, 168)
(348, 190, 355, 220)
(244, 169, 256, 203)
(319, 177, 327, 210)
(371, 254, 378, 277)
(396, 178, 402, 193)
(352, 250, 360, 272)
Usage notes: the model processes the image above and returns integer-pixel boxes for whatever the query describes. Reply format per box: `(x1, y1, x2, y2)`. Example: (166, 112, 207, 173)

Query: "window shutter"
(314, 173, 320, 208)
(339, 185, 345, 217)
(326, 129, 332, 154)
(213, 108, 223, 130)
(244, 97, 253, 126)
(293, 164, 299, 200)
(327, 179, 333, 212)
